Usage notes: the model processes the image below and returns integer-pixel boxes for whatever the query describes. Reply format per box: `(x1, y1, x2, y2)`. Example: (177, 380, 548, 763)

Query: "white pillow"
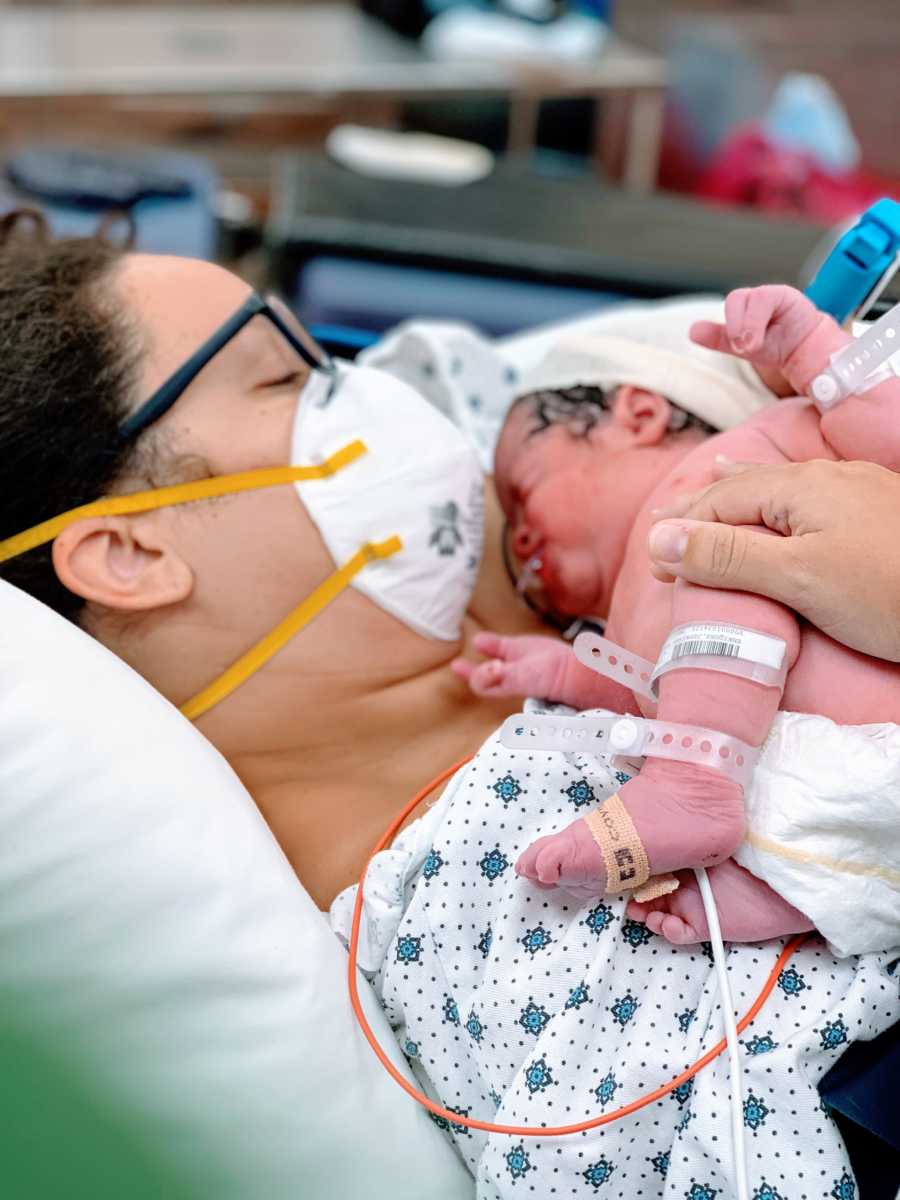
(0, 580, 473, 1199)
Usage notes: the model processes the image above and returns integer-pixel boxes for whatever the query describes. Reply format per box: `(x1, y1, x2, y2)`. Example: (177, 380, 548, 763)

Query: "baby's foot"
(626, 858, 814, 945)
(517, 762, 746, 895)
(516, 817, 606, 893)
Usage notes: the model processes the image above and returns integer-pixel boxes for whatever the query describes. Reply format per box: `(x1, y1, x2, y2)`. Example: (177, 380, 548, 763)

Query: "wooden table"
(0, 4, 668, 191)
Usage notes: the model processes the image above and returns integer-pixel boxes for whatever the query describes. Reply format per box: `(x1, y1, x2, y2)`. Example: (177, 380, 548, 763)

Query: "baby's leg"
(625, 859, 814, 945)
(517, 582, 800, 899)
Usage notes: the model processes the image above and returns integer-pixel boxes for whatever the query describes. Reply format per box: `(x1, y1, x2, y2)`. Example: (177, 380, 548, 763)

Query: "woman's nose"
(512, 524, 540, 560)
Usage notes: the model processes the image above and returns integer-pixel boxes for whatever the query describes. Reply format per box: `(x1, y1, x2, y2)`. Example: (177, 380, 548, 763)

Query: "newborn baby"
(454, 284, 900, 944)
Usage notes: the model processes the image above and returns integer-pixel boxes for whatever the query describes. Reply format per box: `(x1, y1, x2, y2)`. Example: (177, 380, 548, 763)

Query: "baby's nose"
(512, 524, 540, 559)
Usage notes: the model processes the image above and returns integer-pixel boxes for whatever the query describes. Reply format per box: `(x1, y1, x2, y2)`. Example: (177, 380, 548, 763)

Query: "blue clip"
(805, 198, 900, 323)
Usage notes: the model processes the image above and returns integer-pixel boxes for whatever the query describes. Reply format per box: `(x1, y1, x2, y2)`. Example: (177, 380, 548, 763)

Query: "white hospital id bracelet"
(650, 623, 787, 696)
(499, 712, 759, 790)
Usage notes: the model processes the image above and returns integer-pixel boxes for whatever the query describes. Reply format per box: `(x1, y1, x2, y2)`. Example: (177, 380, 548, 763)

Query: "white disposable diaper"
(738, 711, 900, 958)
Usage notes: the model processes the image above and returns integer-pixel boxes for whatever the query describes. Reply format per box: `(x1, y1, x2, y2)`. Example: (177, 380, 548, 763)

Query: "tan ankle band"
(584, 793, 651, 893)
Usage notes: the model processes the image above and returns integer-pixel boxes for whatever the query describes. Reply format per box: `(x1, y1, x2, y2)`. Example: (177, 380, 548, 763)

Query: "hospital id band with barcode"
(650, 622, 787, 694)
(573, 625, 787, 701)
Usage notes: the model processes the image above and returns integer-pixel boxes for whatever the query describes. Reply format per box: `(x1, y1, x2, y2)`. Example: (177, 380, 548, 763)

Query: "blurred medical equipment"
(269, 153, 825, 345)
(762, 74, 861, 176)
(422, 4, 607, 64)
(326, 124, 495, 186)
(0, 146, 219, 259)
(805, 198, 900, 324)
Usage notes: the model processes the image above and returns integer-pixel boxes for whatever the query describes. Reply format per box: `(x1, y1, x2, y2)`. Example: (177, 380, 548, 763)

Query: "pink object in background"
(696, 124, 900, 225)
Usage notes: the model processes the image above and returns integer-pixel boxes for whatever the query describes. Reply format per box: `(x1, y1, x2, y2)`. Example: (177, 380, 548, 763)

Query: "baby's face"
(494, 398, 647, 619)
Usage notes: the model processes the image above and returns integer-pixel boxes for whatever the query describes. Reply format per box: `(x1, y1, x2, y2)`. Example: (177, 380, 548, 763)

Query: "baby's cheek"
(544, 546, 604, 614)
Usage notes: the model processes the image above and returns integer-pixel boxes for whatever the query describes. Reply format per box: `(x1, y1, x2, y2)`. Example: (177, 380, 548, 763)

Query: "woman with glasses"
(0, 210, 545, 910)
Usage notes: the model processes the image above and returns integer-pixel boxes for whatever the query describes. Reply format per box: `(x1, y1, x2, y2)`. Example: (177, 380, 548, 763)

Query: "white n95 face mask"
(0, 361, 485, 723)
(293, 363, 485, 641)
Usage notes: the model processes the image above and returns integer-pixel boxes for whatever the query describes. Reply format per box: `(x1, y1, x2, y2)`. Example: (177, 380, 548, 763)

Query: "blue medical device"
(805, 198, 900, 324)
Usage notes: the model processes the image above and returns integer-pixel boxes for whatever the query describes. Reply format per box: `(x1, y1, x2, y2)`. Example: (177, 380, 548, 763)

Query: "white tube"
(694, 866, 751, 1200)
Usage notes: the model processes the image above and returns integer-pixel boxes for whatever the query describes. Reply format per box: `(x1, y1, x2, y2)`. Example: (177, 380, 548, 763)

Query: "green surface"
(0, 1010, 196, 1200)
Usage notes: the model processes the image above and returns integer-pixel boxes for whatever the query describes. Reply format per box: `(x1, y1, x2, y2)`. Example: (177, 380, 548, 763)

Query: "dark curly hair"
(512, 384, 718, 441)
(0, 209, 145, 621)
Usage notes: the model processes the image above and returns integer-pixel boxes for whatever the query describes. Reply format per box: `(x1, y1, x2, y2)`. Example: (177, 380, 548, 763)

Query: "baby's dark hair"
(511, 384, 718, 441)
(0, 209, 144, 621)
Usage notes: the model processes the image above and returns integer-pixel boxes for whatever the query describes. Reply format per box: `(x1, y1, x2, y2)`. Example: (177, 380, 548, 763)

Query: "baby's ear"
(611, 385, 672, 446)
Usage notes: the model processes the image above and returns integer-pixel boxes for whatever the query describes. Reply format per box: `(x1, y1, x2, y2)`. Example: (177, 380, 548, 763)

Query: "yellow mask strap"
(0, 440, 367, 564)
(0, 435, 400, 723)
(180, 536, 403, 722)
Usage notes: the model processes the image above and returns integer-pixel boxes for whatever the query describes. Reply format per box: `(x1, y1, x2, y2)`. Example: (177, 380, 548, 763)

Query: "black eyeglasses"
(117, 291, 336, 444)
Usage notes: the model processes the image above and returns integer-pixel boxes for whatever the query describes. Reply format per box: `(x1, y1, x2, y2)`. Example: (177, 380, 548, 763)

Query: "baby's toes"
(648, 909, 704, 945)
(516, 840, 547, 882)
(518, 821, 608, 891)
(626, 897, 662, 923)
(530, 836, 567, 886)
(661, 911, 707, 944)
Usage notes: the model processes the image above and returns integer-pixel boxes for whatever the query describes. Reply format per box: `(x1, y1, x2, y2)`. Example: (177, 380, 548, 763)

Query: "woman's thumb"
(648, 519, 795, 600)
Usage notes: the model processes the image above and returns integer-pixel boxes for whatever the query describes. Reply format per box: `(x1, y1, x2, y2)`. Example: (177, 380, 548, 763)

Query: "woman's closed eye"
(258, 368, 307, 391)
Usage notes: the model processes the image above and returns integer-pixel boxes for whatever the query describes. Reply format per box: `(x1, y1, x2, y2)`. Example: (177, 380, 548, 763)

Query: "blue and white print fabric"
(330, 701, 899, 1199)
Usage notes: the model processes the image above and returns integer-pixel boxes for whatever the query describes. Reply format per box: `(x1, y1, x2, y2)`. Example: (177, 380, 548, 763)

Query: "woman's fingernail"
(648, 521, 689, 563)
(714, 453, 733, 465)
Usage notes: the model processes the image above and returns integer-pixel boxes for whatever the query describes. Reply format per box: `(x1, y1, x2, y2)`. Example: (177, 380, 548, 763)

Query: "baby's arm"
(451, 631, 639, 714)
(692, 285, 900, 469)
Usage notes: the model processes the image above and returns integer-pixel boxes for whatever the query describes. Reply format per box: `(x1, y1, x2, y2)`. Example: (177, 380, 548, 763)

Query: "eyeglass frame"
(116, 291, 336, 444)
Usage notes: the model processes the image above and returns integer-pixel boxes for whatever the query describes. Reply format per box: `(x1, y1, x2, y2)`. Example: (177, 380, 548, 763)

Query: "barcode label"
(669, 637, 741, 660)
(655, 622, 786, 676)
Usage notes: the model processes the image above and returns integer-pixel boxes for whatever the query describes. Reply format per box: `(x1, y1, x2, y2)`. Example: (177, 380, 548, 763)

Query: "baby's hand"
(451, 632, 570, 699)
(690, 285, 828, 385)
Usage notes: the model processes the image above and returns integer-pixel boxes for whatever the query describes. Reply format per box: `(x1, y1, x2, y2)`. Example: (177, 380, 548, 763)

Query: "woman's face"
(102, 254, 427, 710)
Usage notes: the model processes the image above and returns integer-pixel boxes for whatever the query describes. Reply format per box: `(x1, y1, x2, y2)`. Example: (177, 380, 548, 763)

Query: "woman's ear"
(610, 385, 672, 446)
(52, 516, 194, 612)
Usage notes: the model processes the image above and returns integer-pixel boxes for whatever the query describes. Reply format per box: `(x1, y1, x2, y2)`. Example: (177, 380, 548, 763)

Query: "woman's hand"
(646, 458, 900, 662)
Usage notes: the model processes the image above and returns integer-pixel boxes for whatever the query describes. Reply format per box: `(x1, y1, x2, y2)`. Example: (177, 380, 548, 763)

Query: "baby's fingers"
(689, 320, 732, 354)
(463, 658, 519, 698)
(471, 630, 505, 659)
(739, 287, 789, 355)
(724, 288, 756, 352)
